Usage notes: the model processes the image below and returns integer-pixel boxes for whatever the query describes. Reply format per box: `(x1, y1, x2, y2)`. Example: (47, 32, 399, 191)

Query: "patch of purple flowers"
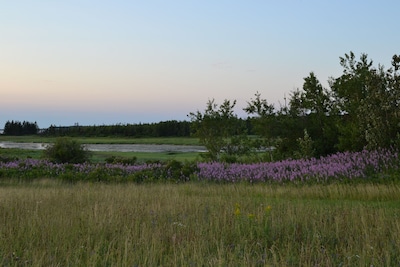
(0, 159, 160, 180)
(196, 149, 399, 183)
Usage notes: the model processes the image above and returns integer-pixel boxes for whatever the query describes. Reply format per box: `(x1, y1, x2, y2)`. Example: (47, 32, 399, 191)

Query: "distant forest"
(42, 121, 194, 137)
(2, 120, 40, 136)
(1, 120, 194, 137)
(1, 119, 254, 138)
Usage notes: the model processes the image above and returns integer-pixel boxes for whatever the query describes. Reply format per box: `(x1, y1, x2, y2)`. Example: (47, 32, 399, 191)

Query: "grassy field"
(0, 148, 201, 163)
(0, 148, 44, 160)
(1, 181, 399, 266)
(0, 136, 200, 145)
(92, 151, 201, 163)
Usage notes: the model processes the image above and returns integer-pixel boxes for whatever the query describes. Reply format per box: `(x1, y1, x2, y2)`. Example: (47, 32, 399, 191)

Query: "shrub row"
(0, 158, 198, 183)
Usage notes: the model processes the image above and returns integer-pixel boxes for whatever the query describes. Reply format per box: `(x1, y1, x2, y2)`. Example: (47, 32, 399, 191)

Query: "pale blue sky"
(1, 1, 399, 128)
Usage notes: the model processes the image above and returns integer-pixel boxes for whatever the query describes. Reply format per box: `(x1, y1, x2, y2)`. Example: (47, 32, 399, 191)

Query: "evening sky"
(1, 0, 399, 128)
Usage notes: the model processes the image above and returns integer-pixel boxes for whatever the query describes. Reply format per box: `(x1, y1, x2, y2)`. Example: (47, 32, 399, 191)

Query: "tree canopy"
(190, 52, 400, 162)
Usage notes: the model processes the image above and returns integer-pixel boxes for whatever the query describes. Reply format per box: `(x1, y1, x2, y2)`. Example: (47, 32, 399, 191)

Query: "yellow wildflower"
(234, 203, 241, 216)
(265, 205, 272, 213)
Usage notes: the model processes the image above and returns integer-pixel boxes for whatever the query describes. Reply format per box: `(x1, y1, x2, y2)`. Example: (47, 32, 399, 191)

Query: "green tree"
(189, 99, 249, 161)
(330, 52, 374, 151)
(294, 72, 338, 156)
(244, 92, 303, 160)
(244, 92, 275, 136)
(244, 92, 278, 160)
(331, 52, 400, 150)
(359, 55, 400, 149)
(294, 129, 315, 159)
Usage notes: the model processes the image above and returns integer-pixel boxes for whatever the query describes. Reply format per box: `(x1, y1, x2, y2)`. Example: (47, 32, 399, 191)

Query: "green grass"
(0, 182, 399, 266)
(92, 151, 202, 163)
(0, 148, 201, 163)
(0, 135, 200, 145)
(0, 148, 43, 160)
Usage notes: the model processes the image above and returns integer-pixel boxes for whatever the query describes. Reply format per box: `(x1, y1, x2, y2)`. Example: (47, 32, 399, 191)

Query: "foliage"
(292, 73, 338, 156)
(294, 129, 315, 159)
(43, 137, 91, 164)
(331, 52, 400, 151)
(40, 120, 191, 137)
(3, 120, 39, 135)
(243, 92, 279, 156)
(188, 99, 250, 161)
(245, 92, 304, 160)
(0, 154, 18, 163)
(161, 160, 199, 182)
(243, 52, 400, 158)
(105, 155, 137, 165)
(1, 149, 398, 184)
(0, 157, 200, 183)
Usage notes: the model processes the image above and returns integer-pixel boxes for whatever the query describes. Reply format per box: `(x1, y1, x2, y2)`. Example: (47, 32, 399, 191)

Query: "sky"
(1, 1, 399, 128)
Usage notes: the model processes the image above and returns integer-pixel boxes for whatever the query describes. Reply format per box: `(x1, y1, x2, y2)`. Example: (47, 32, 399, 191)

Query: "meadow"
(0, 147, 201, 164)
(1, 137, 400, 265)
(1, 182, 399, 266)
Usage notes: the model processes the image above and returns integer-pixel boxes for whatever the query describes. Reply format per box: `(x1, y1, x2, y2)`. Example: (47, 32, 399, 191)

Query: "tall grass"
(1, 182, 399, 266)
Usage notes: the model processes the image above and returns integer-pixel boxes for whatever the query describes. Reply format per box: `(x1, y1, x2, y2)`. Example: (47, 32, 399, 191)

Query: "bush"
(0, 155, 18, 163)
(43, 137, 91, 163)
(105, 156, 137, 165)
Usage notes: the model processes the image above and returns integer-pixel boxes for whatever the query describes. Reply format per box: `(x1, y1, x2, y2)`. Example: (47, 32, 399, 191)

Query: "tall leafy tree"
(189, 99, 249, 161)
(330, 52, 374, 151)
(244, 92, 302, 160)
(297, 72, 338, 156)
(244, 92, 275, 138)
(331, 52, 400, 150)
(359, 55, 400, 149)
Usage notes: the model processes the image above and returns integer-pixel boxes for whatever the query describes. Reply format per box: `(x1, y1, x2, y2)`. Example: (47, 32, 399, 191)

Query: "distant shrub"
(43, 137, 90, 164)
(0, 155, 19, 163)
(105, 156, 137, 165)
(160, 160, 199, 182)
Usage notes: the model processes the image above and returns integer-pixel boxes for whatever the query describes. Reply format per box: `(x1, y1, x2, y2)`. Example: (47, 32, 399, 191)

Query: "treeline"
(189, 52, 400, 162)
(40, 120, 192, 137)
(3, 120, 39, 135)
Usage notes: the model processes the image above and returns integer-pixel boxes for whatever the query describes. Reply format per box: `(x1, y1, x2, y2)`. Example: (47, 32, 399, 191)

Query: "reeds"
(1, 182, 399, 266)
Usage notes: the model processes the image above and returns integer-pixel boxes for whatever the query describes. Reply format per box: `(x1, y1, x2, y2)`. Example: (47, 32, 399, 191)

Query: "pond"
(0, 142, 206, 153)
